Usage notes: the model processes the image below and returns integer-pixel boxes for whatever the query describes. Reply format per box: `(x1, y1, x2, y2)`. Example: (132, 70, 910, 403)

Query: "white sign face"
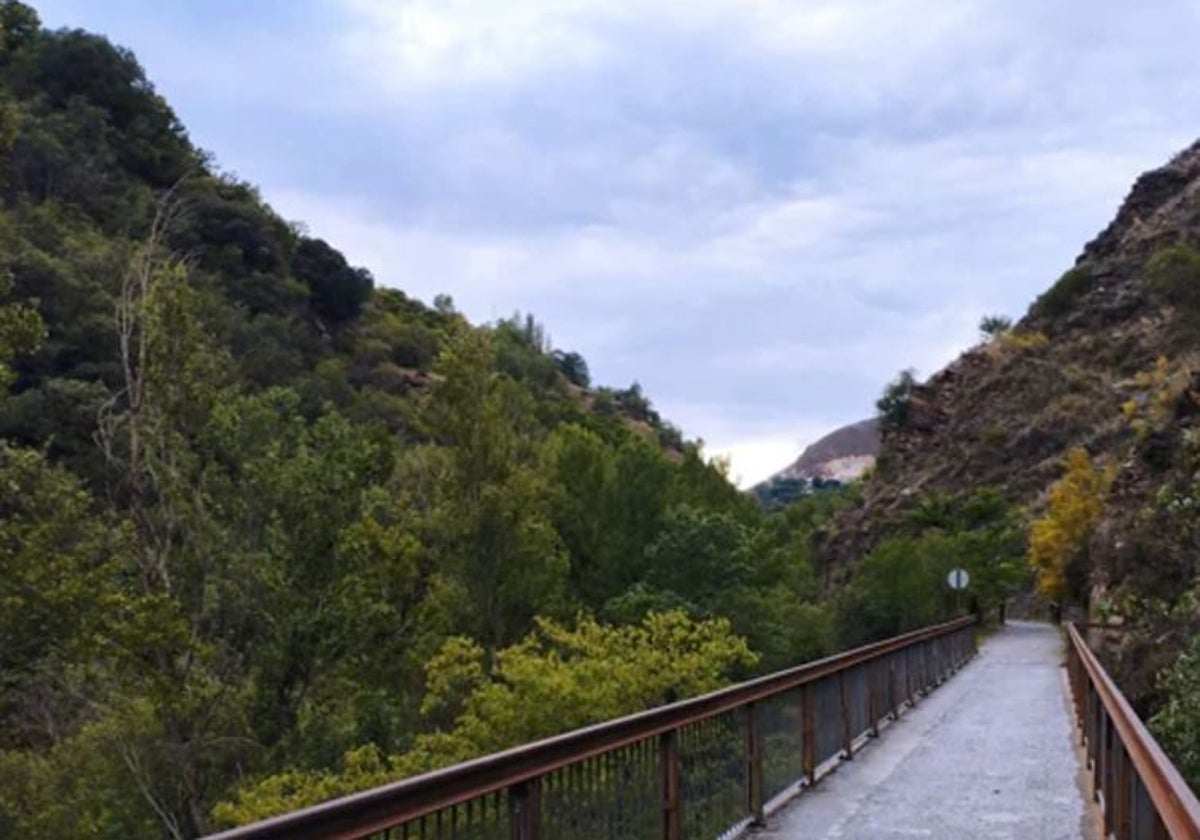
(947, 568, 970, 590)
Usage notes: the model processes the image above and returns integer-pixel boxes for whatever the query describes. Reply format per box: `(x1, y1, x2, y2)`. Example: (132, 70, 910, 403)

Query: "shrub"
(1035, 265, 1093, 318)
(992, 330, 1049, 355)
(214, 612, 757, 825)
(979, 314, 1012, 338)
(552, 350, 590, 387)
(1150, 630, 1200, 791)
(876, 369, 917, 429)
(1146, 244, 1200, 312)
(1124, 356, 1194, 437)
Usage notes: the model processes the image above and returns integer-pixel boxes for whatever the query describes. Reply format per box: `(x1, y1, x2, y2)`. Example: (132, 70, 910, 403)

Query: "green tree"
(837, 534, 955, 644)
(904, 487, 1027, 617)
(426, 328, 568, 647)
(0, 269, 42, 386)
(213, 611, 758, 826)
(979, 314, 1012, 338)
(0, 445, 126, 747)
(0, 2, 40, 59)
(877, 368, 917, 429)
(1151, 630, 1200, 790)
(292, 236, 373, 323)
(553, 349, 590, 387)
(540, 423, 615, 604)
(1147, 243, 1200, 312)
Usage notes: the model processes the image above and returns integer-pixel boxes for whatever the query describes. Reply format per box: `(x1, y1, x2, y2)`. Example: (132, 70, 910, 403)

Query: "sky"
(33, 0, 1200, 486)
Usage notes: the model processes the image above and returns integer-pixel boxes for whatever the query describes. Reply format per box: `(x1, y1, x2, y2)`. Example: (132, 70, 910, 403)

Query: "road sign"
(947, 568, 970, 590)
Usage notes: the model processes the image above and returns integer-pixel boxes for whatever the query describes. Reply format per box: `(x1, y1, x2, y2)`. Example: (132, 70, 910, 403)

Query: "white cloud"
(338, 0, 613, 86)
(248, 0, 1200, 481)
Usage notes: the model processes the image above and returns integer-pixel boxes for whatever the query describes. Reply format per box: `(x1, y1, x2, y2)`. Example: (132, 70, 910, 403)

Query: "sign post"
(946, 567, 970, 615)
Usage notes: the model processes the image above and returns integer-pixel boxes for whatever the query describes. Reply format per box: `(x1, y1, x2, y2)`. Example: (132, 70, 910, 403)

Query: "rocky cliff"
(822, 140, 1200, 706)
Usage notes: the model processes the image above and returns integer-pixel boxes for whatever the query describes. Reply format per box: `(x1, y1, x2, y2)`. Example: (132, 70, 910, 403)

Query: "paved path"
(757, 621, 1096, 840)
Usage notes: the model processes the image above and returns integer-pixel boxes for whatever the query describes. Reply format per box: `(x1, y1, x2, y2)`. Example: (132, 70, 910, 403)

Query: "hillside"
(752, 418, 879, 508)
(5, 2, 1199, 833)
(775, 418, 880, 483)
(822, 141, 1200, 731)
(0, 5, 861, 836)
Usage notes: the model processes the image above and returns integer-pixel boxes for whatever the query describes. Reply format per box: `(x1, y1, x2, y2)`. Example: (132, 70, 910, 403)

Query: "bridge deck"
(757, 621, 1097, 840)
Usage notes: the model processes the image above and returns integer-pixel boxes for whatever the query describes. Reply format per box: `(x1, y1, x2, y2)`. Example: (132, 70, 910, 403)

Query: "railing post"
(888, 654, 898, 720)
(1116, 744, 1132, 840)
(745, 703, 765, 825)
(905, 645, 914, 707)
(925, 636, 933, 691)
(802, 683, 816, 784)
(509, 778, 540, 840)
(660, 729, 681, 840)
(1094, 711, 1105, 805)
(1104, 718, 1117, 837)
(869, 660, 880, 737)
(839, 670, 853, 760)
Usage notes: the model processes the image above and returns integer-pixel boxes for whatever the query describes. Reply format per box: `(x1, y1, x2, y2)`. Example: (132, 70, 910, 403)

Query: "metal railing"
(207, 617, 977, 840)
(1066, 623, 1200, 840)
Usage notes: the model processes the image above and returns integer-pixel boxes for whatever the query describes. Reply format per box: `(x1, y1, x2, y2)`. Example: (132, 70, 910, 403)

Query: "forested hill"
(0, 4, 868, 837)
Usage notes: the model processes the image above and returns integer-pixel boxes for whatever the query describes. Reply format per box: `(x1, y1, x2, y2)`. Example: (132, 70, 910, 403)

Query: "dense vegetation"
(29, 1, 1197, 831)
(0, 5, 1005, 836)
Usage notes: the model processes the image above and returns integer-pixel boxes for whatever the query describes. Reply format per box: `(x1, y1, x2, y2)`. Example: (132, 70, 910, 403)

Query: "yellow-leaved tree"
(213, 611, 757, 827)
(1027, 447, 1113, 600)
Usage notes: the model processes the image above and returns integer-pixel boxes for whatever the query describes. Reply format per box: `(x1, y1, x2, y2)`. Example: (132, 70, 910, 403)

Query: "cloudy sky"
(34, 0, 1200, 485)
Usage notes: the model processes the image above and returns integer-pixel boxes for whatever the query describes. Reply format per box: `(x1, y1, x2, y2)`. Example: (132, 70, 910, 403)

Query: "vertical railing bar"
(660, 730, 680, 840)
(745, 703, 764, 825)
(802, 682, 816, 784)
(869, 660, 880, 738)
(508, 778, 540, 840)
(839, 670, 853, 760)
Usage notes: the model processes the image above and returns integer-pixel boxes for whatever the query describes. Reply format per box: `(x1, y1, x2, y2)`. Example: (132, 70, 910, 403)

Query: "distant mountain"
(774, 418, 880, 482)
(751, 419, 880, 508)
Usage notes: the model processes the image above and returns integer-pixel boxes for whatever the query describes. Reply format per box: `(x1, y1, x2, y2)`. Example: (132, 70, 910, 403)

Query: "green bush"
(1035, 264, 1093, 318)
(1150, 631, 1200, 791)
(1146, 244, 1200, 312)
(876, 368, 916, 429)
(979, 314, 1012, 338)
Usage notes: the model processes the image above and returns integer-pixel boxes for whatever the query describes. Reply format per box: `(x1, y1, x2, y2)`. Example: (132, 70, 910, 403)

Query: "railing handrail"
(207, 616, 975, 840)
(1067, 623, 1200, 839)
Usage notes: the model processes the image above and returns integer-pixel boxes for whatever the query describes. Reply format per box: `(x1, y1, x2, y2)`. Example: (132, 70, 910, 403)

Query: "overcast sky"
(34, 0, 1200, 485)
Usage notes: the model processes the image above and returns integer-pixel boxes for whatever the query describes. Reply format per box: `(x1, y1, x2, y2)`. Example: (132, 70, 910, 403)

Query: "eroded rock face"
(773, 418, 880, 483)
(821, 141, 1200, 705)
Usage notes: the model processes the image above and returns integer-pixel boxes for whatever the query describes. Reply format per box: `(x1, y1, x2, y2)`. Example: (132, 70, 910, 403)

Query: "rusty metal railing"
(207, 617, 977, 840)
(1066, 623, 1200, 840)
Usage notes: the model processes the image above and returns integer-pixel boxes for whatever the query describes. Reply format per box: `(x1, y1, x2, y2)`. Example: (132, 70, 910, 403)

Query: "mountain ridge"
(820, 139, 1200, 716)
(772, 417, 880, 483)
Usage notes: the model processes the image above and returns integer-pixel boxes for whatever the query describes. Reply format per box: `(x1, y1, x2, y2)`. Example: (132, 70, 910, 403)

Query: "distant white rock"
(772, 419, 880, 483)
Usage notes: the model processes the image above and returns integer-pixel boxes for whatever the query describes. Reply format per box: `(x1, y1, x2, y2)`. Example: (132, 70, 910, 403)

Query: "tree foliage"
(1035, 264, 1093, 318)
(979, 314, 1012, 337)
(212, 611, 757, 826)
(1147, 244, 1200, 312)
(0, 5, 957, 834)
(876, 368, 917, 429)
(1027, 447, 1112, 600)
(837, 487, 1026, 644)
(1151, 628, 1200, 791)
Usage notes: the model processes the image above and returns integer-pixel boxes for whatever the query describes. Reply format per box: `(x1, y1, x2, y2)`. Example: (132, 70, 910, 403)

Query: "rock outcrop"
(821, 140, 1200, 708)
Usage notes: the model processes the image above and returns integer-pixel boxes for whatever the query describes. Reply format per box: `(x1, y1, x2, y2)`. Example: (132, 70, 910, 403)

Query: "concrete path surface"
(756, 621, 1096, 840)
